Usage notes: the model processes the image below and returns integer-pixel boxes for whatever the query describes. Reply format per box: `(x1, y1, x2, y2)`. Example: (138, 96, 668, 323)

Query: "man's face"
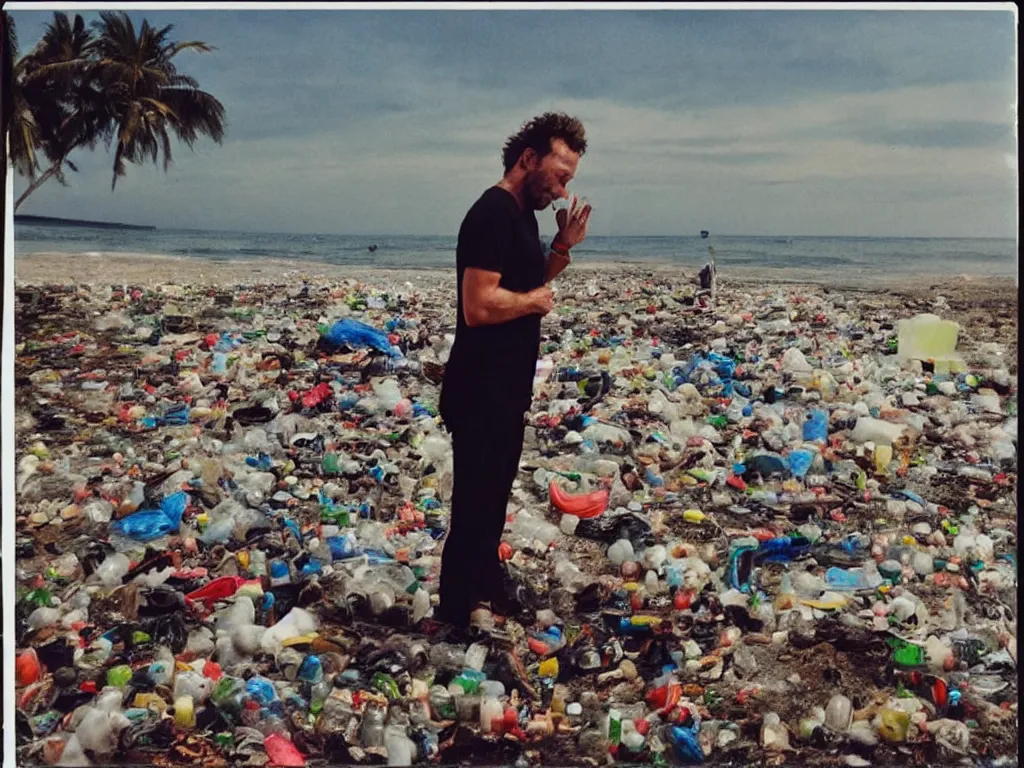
(523, 138, 580, 211)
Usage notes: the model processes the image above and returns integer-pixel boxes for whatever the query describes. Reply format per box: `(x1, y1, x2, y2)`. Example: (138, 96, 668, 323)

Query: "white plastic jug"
(897, 314, 964, 373)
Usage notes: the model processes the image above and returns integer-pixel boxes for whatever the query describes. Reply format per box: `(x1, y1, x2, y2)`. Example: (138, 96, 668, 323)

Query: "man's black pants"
(438, 410, 526, 624)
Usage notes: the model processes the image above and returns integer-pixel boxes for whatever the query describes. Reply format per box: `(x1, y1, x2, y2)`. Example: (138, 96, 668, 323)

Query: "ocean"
(13, 222, 1019, 279)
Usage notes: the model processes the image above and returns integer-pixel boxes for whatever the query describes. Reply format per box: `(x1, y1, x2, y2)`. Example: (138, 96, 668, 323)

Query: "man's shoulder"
(464, 186, 517, 224)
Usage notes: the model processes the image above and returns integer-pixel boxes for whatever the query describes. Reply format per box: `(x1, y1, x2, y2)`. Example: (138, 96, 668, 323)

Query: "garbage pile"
(12, 270, 1018, 767)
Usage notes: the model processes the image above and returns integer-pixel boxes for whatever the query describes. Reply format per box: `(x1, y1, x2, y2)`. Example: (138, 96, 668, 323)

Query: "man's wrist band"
(551, 238, 570, 256)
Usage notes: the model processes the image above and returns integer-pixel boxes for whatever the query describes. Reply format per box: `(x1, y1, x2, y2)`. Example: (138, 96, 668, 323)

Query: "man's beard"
(523, 173, 549, 211)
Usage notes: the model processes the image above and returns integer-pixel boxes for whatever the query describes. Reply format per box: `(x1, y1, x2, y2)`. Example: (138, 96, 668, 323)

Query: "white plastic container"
(897, 313, 964, 373)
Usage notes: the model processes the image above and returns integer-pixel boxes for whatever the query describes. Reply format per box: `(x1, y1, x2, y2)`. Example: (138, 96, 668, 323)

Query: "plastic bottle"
(824, 694, 852, 731)
(384, 725, 415, 766)
(464, 643, 489, 672)
(850, 417, 907, 446)
(480, 697, 503, 733)
(411, 588, 430, 623)
(361, 704, 386, 747)
(75, 708, 127, 755)
(608, 539, 635, 566)
(174, 671, 214, 703)
(429, 685, 456, 721)
(94, 553, 131, 588)
(606, 708, 622, 746)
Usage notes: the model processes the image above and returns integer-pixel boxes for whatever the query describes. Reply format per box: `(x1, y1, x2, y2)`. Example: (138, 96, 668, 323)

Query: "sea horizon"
(12, 214, 1018, 242)
(14, 220, 1019, 280)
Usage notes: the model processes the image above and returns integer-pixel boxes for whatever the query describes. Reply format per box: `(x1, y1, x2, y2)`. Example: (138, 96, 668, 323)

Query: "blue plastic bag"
(787, 449, 815, 478)
(246, 676, 278, 705)
(893, 489, 926, 506)
(669, 723, 704, 764)
(803, 409, 829, 442)
(111, 491, 189, 541)
(322, 318, 402, 358)
(327, 533, 360, 560)
(141, 404, 190, 430)
(825, 567, 872, 591)
(727, 544, 758, 592)
(755, 535, 812, 563)
(675, 351, 737, 396)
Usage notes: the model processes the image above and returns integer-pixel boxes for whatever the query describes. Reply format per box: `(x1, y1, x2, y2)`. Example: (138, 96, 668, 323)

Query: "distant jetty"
(15, 214, 155, 231)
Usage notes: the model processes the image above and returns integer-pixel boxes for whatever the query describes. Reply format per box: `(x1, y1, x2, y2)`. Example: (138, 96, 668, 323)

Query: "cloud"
(852, 121, 1014, 150)
(8, 7, 1018, 238)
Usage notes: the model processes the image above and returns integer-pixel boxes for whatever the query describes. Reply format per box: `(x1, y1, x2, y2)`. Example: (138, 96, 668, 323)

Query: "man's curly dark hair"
(501, 112, 587, 174)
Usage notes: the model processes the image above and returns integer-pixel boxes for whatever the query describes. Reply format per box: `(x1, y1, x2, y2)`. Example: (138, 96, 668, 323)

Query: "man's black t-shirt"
(440, 186, 545, 427)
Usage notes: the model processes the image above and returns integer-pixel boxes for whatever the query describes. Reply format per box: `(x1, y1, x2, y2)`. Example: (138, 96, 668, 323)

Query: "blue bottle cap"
(269, 560, 289, 579)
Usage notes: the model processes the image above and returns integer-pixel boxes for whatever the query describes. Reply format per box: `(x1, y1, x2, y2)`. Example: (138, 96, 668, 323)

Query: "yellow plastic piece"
(133, 693, 168, 713)
(683, 509, 706, 524)
(800, 597, 847, 610)
(877, 708, 910, 743)
(874, 445, 893, 474)
(538, 658, 560, 678)
(173, 696, 196, 729)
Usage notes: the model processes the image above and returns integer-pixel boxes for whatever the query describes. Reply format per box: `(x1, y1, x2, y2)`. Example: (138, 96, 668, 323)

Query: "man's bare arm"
(545, 250, 571, 283)
(463, 268, 553, 327)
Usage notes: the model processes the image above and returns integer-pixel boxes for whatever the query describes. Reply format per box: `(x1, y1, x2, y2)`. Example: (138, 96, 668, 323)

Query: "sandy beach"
(14, 251, 1020, 367)
(14, 249, 1021, 294)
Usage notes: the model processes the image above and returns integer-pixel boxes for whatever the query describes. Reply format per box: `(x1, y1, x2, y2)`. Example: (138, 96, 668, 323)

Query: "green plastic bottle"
(372, 672, 401, 701)
(107, 664, 133, 688)
(892, 642, 925, 668)
(322, 452, 340, 476)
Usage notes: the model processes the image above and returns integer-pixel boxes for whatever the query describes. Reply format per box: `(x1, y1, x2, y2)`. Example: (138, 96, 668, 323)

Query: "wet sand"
(14, 250, 1021, 296)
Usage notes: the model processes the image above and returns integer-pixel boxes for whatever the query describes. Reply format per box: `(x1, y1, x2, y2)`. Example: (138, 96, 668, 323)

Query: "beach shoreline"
(14, 251, 1020, 298)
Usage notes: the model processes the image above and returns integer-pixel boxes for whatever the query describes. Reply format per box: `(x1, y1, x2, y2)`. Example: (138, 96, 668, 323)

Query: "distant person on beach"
(436, 112, 593, 631)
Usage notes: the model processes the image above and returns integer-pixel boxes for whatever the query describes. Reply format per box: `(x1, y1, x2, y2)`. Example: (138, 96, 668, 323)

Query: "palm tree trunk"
(14, 164, 58, 211)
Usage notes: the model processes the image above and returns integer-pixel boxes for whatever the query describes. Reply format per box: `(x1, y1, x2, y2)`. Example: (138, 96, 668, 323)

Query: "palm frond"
(167, 72, 199, 88)
(3, 11, 18, 59)
(111, 140, 127, 190)
(158, 124, 173, 171)
(169, 40, 215, 56)
(159, 86, 226, 144)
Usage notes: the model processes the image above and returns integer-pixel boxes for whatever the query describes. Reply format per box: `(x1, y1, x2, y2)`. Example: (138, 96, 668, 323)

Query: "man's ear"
(519, 148, 536, 170)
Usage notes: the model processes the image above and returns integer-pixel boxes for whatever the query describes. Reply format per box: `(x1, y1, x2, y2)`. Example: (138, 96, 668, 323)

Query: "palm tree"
(12, 12, 108, 210)
(7, 10, 226, 210)
(90, 11, 225, 191)
(5, 12, 43, 182)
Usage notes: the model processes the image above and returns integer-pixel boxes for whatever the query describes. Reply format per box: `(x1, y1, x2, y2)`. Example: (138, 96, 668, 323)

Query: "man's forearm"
(545, 250, 570, 283)
(466, 287, 538, 326)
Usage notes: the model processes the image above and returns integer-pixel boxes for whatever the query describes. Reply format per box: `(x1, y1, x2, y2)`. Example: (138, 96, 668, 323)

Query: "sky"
(7, 5, 1019, 239)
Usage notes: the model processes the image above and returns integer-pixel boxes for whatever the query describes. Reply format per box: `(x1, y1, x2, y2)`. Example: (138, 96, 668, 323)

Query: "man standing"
(436, 113, 593, 631)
